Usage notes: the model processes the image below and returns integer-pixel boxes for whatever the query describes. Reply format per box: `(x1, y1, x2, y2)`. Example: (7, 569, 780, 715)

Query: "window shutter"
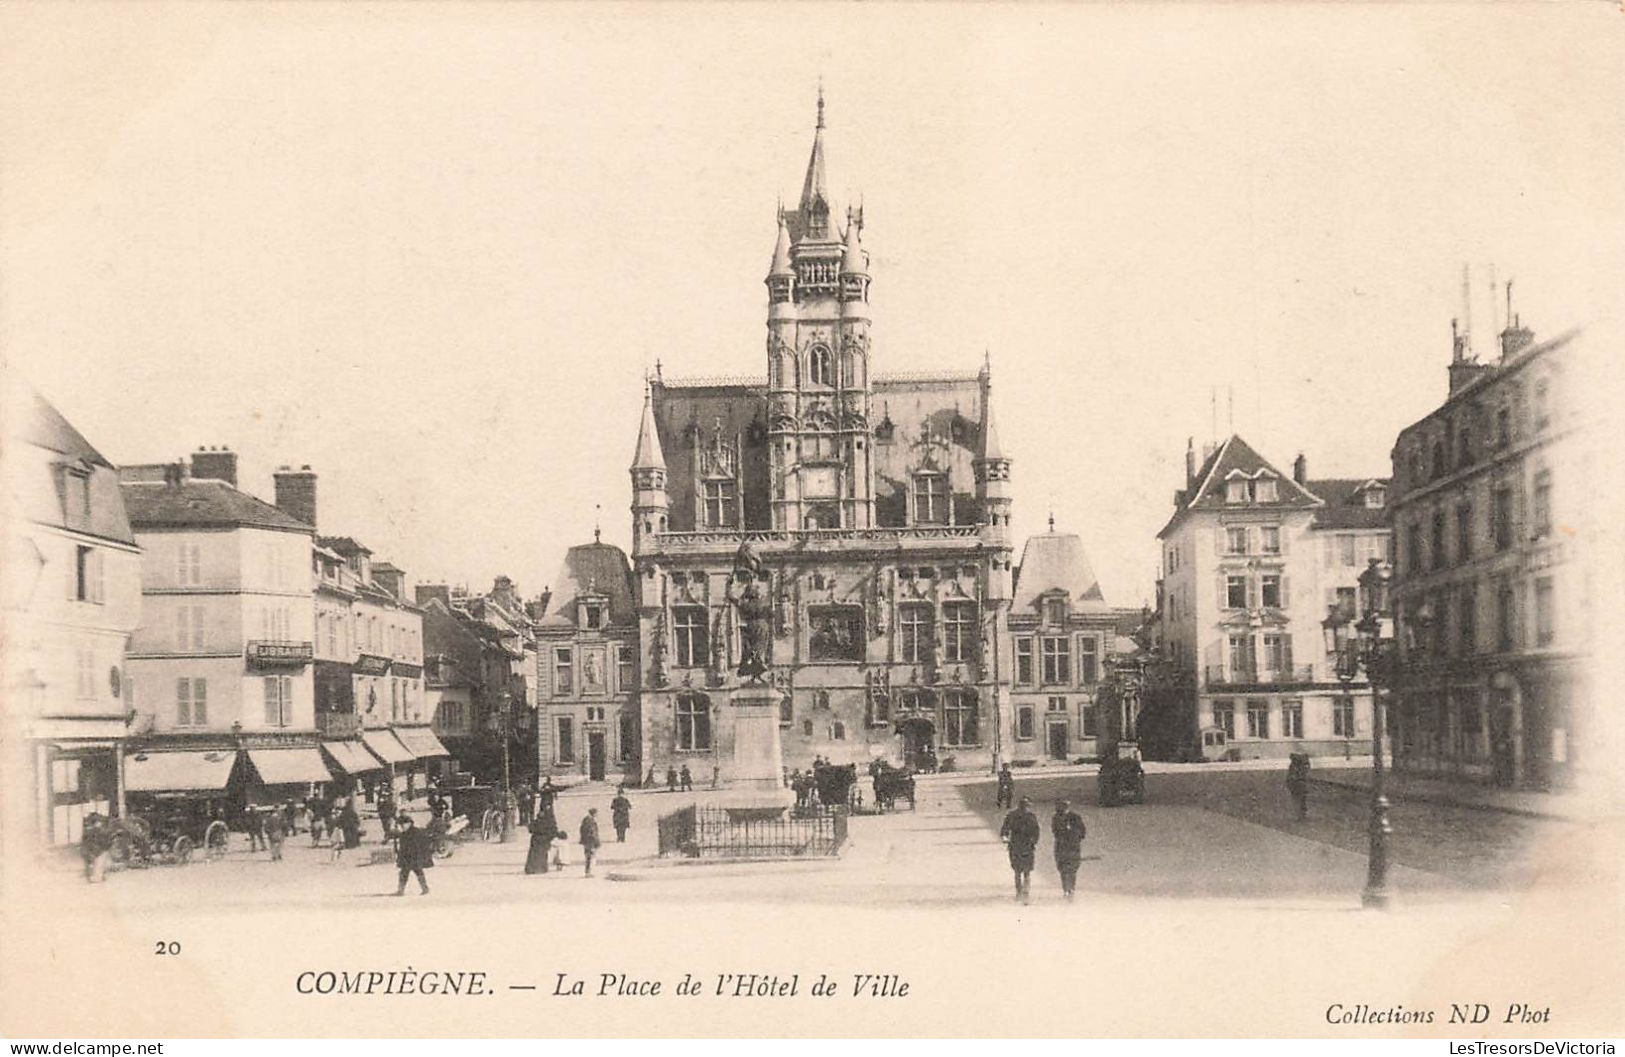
(1280, 575, 1291, 609)
(1248, 576, 1260, 610)
(1282, 635, 1294, 673)
(194, 679, 207, 724)
(1278, 527, 1288, 555)
(1215, 574, 1229, 610)
(1214, 528, 1225, 557)
(176, 678, 189, 726)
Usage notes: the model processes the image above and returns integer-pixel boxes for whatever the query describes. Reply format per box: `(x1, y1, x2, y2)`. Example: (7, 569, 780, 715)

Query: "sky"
(3, 3, 1621, 608)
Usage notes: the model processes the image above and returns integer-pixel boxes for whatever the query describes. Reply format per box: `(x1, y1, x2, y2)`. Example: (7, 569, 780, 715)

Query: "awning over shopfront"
(246, 748, 333, 786)
(322, 740, 384, 775)
(125, 750, 237, 793)
(361, 729, 414, 766)
(392, 725, 451, 760)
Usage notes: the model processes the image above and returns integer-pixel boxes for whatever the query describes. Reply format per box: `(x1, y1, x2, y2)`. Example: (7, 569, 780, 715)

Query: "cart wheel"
(203, 820, 230, 860)
(172, 835, 195, 864)
(128, 816, 153, 842)
(109, 831, 132, 866)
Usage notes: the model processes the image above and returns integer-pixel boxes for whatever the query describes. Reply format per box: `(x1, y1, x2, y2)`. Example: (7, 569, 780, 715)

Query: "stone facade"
(1388, 318, 1593, 790)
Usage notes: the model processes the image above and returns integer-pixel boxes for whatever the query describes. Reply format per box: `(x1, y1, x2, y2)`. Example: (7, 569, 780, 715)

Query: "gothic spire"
(631, 383, 666, 472)
(840, 209, 867, 275)
(981, 383, 1007, 462)
(798, 86, 829, 220)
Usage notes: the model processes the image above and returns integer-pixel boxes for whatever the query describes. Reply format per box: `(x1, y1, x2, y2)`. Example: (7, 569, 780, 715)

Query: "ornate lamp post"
(498, 691, 516, 843)
(1321, 558, 1410, 909)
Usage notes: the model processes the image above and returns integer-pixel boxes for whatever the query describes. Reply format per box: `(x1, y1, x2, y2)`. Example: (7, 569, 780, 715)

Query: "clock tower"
(765, 90, 875, 531)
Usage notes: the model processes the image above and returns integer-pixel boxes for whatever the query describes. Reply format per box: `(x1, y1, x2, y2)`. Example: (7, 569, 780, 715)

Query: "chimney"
(1184, 437, 1196, 487)
(415, 584, 452, 608)
(1500, 314, 1534, 360)
(1292, 452, 1308, 486)
(190, 445, 238, 487)
(372, 564, 406, 600)
(273, 465, 317, 529)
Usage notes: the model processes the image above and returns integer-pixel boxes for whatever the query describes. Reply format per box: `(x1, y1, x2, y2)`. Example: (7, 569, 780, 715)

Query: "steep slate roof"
(14, 385, 112, 468)
(538, 542, 636, 629)
(648, 372, 988, 532)
(1011, 532, 1112, 615)
(1307, 478, 1391, 531)
(317, 535, 372, 556)
(122, 478, 312, 534)
(1158, 434, 1321, 538)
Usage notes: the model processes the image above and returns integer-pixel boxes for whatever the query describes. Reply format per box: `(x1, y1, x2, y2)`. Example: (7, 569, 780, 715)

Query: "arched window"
(676, 692, 711, 751)
(808, 345, 833, 387)
(840, 349, 857, 388)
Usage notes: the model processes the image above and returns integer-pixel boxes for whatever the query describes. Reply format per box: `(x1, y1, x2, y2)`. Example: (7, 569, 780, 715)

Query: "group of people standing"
(523, 783, 633, 878)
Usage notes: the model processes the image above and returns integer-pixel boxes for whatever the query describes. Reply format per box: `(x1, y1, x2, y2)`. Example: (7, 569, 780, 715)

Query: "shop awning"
(391, 725, 451, 759)
(322, 740, 384, 775)
(247, 748, 333, 786)
(361, 729, 414, 766)
(125, 750, 237, 793)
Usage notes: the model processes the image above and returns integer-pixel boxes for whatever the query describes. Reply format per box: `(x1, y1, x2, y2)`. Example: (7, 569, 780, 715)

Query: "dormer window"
(1364, 486, 1386, 509)
(1224, 473, 1278, 504)
(702, 479, 738, 528)
(912, 473, 949, 525)
(1254, 478, 1278, 502)
(1043, 597, 1067, 626)
(581, 600, 606, 630)
(1225, 480, 1248, 504)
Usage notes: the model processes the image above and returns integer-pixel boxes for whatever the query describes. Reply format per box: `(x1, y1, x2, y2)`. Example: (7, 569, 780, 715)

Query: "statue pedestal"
(718, 683, 793, 814)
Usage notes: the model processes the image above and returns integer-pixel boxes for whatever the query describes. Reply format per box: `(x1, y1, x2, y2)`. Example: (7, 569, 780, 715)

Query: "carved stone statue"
(726, 541, 773, 684)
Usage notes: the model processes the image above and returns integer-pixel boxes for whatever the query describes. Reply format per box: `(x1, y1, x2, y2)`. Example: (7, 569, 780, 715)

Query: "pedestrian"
(610, 786, 632, 843)
(392, 815, 433, 896)
(338, 797, 362, 849)
(666, 766, 678, 793)
(81, 813, 112, 883)
(679, 765, 693, 792)
(377, 790, 396, 843)
(710, 765, 720, 790)
(283, 799, 299, 836)
(999, 796, 1041, 903)
(518, 782, 535, 827)
(245, 806, 266, 852)
(579, 808, 602, 877)
(1051, 798, 1087, 900)
(1286, 752, 1311, 821)
(310, 806, 327, 847)
(264, 806, 287, 861)
(996, 763, 1015, 809)
(524, 812, 555, 875)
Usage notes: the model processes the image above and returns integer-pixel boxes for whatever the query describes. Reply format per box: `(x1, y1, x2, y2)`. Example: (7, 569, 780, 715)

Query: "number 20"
(154, 941, 181, 955)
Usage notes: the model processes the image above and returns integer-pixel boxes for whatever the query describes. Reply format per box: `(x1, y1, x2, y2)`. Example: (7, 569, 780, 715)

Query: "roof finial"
(816, 79, 825, 129)
(594, 503, 602, 544)
(1048, 510, 1056, 533)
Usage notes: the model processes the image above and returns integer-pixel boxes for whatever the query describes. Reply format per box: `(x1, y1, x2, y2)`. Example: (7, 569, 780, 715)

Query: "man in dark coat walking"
(579, 808, 602, 877)
(999, 796, 1041, 903)
(1051, 798, 1087, 900)
(666, 766, 678, 793)
(610, 787, 632, 843)
(393, 814, 433, 895)
(679, 765, 693, 792)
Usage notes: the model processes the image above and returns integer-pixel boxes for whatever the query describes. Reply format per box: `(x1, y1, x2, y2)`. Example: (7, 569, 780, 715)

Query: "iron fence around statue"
(656, 804, 846, 858)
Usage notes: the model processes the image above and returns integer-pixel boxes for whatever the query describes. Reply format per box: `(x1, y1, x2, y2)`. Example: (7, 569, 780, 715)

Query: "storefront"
(243, 747, 333, 807)
(360, 728, 415, 799)
(391, 725, 453, 796)
(320, 740, 384, 793)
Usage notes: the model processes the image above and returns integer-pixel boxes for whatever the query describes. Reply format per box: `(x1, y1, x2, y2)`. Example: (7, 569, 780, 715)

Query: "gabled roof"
(1158, 435, 1320, 538)
(122, 478, 312, 534)
(1011, 532, 1111, 615)
(1307, 478, 1390, 531)
(538, 542, 636, 629)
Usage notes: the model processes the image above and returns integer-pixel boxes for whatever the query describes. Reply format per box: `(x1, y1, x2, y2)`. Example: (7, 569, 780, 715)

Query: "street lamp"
(498, 691, 516, 843)
(1321, 558, 1405, 909)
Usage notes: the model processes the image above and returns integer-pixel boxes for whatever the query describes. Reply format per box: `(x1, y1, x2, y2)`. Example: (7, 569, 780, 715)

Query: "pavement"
(51, 762, 1600, 916)
(1308, 767, 1605, 821)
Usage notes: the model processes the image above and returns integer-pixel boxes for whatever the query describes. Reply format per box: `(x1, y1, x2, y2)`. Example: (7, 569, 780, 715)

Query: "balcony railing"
(1205, 664, 1317, 688)
(246, 640, 314, 669)
(316, 712, 361, 737)
(653, 525, 982, 550)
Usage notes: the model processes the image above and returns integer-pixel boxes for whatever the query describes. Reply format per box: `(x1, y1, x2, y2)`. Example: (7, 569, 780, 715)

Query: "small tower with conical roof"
(629, 382, 668, 559)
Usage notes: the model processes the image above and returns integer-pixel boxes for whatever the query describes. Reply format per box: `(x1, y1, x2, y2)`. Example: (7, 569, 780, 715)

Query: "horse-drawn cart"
(869, 762, 917, 811)
(108, 800, 231, 867)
